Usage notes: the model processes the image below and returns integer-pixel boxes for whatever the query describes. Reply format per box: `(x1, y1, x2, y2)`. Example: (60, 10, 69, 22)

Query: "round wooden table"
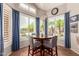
(31, 36, 53, 56)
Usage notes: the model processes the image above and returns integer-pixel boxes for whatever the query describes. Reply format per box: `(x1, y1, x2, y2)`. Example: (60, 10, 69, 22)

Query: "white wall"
(47, 4, 67, 18)
(67, 4, 79, 54)
(67, 3, 79, 16)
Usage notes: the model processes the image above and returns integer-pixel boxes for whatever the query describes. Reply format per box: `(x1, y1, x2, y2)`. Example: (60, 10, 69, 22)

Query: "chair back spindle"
(52, 36, 57, 47)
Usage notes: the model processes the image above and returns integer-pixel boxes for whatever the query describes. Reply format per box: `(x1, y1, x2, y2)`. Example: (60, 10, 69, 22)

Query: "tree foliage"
(54, 19, 64, 34)
(54, 19, 64, 28)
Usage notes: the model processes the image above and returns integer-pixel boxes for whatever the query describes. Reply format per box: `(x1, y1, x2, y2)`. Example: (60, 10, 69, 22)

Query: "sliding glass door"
(20, 13, 29, 41)
(48, 15, 64, 46)
(20, 13, 36, 48)
(29, 17, 36, 36)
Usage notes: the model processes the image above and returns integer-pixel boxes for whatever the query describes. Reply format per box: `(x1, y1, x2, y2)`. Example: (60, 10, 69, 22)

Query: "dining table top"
(31, 35, 55, 40)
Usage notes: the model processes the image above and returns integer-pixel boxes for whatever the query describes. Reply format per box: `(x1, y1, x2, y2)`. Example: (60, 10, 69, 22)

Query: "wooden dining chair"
(43, 36, 58, 56)
(28, 36, 41, 56)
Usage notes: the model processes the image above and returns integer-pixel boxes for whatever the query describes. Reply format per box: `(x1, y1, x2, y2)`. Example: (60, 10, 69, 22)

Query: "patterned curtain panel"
(64, 12, 71, 48)
(36, 17, 40, 36)
(45, 18, 48, 37)
(12, 9, 20, 51)
(0, 3, 4, 56)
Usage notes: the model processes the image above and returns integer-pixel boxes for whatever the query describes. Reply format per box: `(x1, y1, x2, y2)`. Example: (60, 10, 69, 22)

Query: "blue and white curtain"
(12, 9, 20, 51)
(0, 3, 4, 56)
(36, 17, 40, 36)
(64, 12, 71, 48)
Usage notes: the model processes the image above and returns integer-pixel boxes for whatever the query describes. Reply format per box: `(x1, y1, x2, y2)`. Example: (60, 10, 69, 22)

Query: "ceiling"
(35, 3, 64, 12)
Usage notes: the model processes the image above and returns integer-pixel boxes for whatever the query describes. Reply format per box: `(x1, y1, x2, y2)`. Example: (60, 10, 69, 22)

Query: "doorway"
(48, 14, 65, 46)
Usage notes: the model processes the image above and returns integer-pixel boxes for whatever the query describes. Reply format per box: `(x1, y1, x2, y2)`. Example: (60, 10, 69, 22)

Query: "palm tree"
(54, 19, 64, 34)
